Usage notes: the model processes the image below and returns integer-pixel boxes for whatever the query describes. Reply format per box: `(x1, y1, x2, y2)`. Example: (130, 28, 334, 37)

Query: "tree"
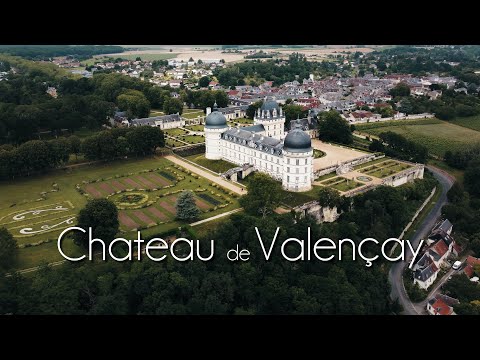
(189, 57, 194, 62)
(74, 199, 119, 247)
(246, 101, 263, 119)
(464, 159, 480, 198)
(239, 173, 283, 217)
(68, 135, 81, 160)
(117, 90, 151, 119)
(0, 227, 17, 272)
(389, 82, 411, 97)
(318, 110, 353, 144)
(198, 76, 210, 88)
(282, 104, 308, 127)
(175, 191, 200, 221)
(318, 188, 342, 208)
(135, 57, 141, 61)
(126, 126, 164, 156)
(163, 97, 183, 115)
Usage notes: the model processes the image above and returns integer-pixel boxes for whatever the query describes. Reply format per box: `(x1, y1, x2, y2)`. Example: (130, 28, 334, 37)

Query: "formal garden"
(0, 157, 240, 270)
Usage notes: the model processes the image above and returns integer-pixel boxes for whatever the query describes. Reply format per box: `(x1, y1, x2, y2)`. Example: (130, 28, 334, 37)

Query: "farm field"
(450, 115, 480, 132)
(0, 156, 240, 270)
(357, 118, 480, 157)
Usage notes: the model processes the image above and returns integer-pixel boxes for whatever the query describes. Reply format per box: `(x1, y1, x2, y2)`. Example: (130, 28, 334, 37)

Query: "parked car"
(452, 261, 462, 270)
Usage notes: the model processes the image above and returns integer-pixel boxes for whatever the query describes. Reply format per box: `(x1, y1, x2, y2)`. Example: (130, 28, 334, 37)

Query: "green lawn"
(166, 138, 186, 147)
(357, 118, 480, 157)
(72, 127, 102, 139)
(182, 111, 205, 119)
(232, 118, 253, 124)
(353, 157, 390, 170)
(185, 124, 205, 132)
(185, 154, 236, 173)
(0, 156, 240, 270)
(150, 110, 165, 116)
(165, 128, 188, 136)
(330, 179, 363, 192)
(313, 149, 326, 159)
(179, 135, 205, 144)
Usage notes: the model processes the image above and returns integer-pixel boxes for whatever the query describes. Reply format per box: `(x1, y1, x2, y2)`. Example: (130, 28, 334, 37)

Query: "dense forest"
(0, 45, 124, 61)
(0, 172, 437, 314)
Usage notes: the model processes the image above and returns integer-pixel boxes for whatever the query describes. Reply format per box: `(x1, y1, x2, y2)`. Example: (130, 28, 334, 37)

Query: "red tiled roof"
(467, 256, 480, 266)
(431, 239, 449, 257)
(431, 262, 439, 273)
(464, 265, 474, 278)
(431, 298, 453, 315)
(228, 90, 239, 96)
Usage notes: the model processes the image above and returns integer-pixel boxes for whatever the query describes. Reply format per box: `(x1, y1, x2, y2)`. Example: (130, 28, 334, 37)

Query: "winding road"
(388, 165, 455, 315)
(388, 166, 455, 315)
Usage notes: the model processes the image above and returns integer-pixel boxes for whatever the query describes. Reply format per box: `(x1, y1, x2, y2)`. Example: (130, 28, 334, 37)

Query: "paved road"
(388, 165, 455, 315)
(164, 155, 245, 195)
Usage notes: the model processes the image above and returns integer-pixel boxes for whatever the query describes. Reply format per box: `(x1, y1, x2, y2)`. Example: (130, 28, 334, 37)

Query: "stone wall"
(381, 164, 424, 187)
(293, 201, 340, 223)
(314, 153, 383, 178)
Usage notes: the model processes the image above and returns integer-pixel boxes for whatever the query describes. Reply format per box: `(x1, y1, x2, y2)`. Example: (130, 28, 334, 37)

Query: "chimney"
(206, 107, 212, 115)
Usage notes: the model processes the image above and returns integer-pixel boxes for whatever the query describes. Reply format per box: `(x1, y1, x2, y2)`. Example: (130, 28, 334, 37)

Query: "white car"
(452, 261, 462, 270)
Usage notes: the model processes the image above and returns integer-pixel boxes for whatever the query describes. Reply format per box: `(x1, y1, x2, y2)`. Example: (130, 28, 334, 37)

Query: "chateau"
(204, 99, 314, 192)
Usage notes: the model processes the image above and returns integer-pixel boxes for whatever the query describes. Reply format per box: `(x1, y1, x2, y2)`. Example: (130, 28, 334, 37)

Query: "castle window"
(296, 168, 299, 174)
(287, 158, 290, 165)
(287, 176, 290, 182)
(287, 167, 290, 173)
(296, 159, 299, 166)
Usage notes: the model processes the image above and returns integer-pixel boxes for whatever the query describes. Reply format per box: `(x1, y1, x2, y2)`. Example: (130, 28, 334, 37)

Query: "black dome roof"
(283, 128, 312, 153)
(205, 111, 227, 129)
(261, 100, 280, 112)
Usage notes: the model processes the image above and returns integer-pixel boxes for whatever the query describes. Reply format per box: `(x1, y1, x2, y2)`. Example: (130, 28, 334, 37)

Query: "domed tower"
(282, 122, 313, 192)
(204, 102, 228, 160)
(254, 98, 285, 140)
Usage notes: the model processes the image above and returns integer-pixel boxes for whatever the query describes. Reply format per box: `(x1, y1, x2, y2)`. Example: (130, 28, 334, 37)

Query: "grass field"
(185, 125, 204, 132)
(0, 156, 240, 270)
(149, 110, 165, 116)
(179, 135, 205, 144)
(165, 128, 188, 137)
(185, 154, 236, 173)
(357, 118, 480, 157)
(232, 118, 253, 124)
(166, 138, 186, 147)
(329, 178, 363, 192)
(182, 111, 205, 119)
(450, 115, 480, 132)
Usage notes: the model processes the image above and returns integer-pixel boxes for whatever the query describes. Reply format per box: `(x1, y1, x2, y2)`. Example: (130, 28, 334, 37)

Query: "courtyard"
(311, 139, 367, 171)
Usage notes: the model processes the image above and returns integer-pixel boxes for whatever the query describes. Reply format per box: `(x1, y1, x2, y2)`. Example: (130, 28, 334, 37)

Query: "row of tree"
(369, 131, 428, 163)
(0, 126, 164, 180)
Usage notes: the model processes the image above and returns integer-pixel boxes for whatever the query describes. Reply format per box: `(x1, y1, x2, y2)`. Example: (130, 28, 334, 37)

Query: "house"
(464, 255, 480, 279)
(432, 219, 453, 235)
(413, 219, 459, 290)
(46, 87, 58, 98)
(217, 105, 248, 120)
(413, 252, 439, 290)
(129, 114, 185, 129)
(426, 294, 459, 315)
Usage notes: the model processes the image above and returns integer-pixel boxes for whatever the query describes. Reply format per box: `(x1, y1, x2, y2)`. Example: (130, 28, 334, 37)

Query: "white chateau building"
(204, 99, 314, 192)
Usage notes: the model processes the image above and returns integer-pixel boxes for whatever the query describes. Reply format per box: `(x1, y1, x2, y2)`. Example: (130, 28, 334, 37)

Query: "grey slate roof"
(222, 127, 283, 156)
(413, 252, 438, 282)
(130, 114, 182, 127)
(218, 105, 248, 115)
(242, 124, 266, 133)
